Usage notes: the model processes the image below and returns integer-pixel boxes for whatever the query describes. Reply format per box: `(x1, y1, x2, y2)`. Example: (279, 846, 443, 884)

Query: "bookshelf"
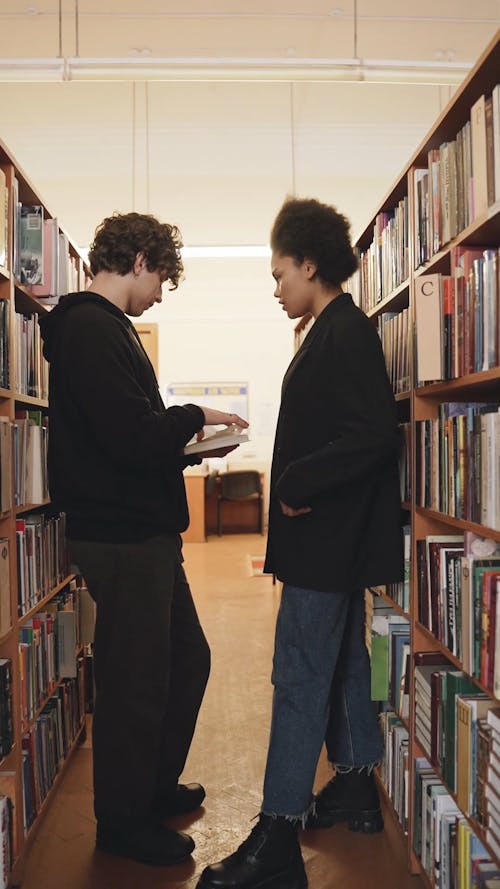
(0, 136, 92, 882)
(345, 29, 500, 887)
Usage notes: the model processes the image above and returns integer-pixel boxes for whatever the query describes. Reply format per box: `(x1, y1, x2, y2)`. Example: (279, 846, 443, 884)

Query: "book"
(183, 425, 249, 456)
(0, 169, 7, 270)
(19, 205, 43, 286)
(471, 94, 488, 220)
(0, 540, 10, 639)
(414, 273, 444, 383)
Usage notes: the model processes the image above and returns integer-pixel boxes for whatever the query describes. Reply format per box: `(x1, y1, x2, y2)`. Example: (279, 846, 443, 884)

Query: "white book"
(414, 274, 444, 383)
(0, 539, 10, 639)
(183, 425, 249, 456)
(56, 610, 77, 678)
(492, 84, 500, 204)
(471, 94, 488, 219)
(495, 577, 500, 699)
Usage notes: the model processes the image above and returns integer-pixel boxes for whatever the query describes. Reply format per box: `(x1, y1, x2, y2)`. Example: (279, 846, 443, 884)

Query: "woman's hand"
(280, 500, 312, 517)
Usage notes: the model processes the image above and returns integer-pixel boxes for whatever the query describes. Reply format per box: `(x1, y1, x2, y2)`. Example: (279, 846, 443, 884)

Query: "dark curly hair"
(88, 211, 184, 290)
(270, 197, 358, 288)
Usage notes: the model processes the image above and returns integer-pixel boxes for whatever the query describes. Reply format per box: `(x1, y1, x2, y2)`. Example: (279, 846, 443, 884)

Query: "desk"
(182, 471, 265, 542)
(182, 473, 208, 543)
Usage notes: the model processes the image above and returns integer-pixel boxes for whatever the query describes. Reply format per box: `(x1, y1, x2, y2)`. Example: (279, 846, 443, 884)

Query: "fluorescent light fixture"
(181, 245, 271, 258)
(0, 55, 472, 85)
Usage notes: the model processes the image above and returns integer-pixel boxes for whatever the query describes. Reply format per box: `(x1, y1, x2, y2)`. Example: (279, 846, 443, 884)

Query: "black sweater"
(39, 292, 205, 542)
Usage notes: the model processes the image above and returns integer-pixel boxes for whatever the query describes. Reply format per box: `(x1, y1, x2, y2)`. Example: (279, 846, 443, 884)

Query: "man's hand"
(280, 500, 312, 517)
(200, 408, 248, 432)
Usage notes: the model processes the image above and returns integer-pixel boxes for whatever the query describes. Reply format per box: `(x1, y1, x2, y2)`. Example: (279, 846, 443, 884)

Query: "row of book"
(377, 306, 410, 394)
(0, 538, 10, 639)
(415, 403, 500, 532)
(416, 531, 500, 690)
(414, 249, 499, 386)
(378, 710, 409, 835)
(16, 511, 69, 617)
(0, 419, 11, 516)
(484, 708, 500, 867)
(13, 312, 49, 401)
(414, 755, 499, 889)
(414, 85, 500, 268)
(0, 299, 9, 389)
(19, 582, 95, 728)
(399, 423, 411, 505)
(13, 409, 49, 508)
(0, 658, 12, 759)
(0, 170, 8, 272)
(353, 197, 410, 311)
(0, 794, 13, 889)
(22, 659, 86, 833)
(12, 191, 87, 300)
(415, 657, 485, 795)
(366, 595, 410, 715)
(375, 524, 411, 614)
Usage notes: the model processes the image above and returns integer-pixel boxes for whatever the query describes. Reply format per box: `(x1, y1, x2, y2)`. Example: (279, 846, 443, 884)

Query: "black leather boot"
(153, 782, 206, 818)
(96, 820, 195, 866)
(196, 814, 308, 888)
(305, 769, 383, 833)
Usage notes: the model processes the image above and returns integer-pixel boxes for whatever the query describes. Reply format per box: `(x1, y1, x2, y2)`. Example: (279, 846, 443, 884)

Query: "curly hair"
(88, 212, 184, 290)
(270, 197, 358, 288)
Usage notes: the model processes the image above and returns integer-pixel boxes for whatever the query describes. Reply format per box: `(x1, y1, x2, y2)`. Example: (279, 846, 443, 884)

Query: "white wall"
(147, 255, 294, 473)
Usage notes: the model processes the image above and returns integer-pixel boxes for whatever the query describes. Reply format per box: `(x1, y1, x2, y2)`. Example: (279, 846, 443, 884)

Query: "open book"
(183, 425, 249, 456)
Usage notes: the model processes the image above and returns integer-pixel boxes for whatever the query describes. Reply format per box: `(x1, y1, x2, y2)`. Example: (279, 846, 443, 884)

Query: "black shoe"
(96, 821, 195, 866)
(196, 814, 308, 888)
(154, 783, 206, 817)
(305, 770, 383, 833)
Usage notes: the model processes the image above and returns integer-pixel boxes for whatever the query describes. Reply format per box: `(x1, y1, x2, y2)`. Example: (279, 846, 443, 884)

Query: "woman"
(197, 197, 403, 889)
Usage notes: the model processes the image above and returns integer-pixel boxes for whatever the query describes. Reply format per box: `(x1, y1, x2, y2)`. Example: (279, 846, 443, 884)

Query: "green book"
(442, 670, 477, 791)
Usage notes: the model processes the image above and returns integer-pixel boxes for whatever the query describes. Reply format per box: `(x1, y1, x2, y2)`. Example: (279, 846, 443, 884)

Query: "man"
(39, 211, 248, 867)
(197, 197, 403, 888)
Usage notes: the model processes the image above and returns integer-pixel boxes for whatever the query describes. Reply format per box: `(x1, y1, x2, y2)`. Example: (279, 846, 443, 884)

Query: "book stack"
(414, 653, 455, 762)
(0, 659, 13, 759)
(485, 708, 500, 863)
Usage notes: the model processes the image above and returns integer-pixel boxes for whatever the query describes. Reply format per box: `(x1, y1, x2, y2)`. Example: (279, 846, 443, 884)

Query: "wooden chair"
(217, 470, 263, 536)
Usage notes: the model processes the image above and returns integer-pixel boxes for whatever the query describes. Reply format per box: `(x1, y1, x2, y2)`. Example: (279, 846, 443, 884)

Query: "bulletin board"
(165, 382, 248, 418)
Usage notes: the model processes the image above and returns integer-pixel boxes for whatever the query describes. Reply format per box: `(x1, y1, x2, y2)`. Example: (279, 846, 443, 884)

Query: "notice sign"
(166, 382, 248, 419)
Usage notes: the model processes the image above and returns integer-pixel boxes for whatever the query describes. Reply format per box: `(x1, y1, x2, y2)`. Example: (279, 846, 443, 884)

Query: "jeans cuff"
(261, 798, 314, 828)
(330, 761, 381, 775)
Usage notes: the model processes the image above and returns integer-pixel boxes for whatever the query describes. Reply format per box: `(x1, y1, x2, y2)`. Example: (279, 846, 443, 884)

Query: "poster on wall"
(165, 382, 249, 420)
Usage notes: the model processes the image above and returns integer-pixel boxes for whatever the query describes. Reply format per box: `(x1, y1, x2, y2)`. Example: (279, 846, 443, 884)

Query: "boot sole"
(196, 867, 308, 888)
(96, 840, 194, 866)
(305, 808, 384, 834)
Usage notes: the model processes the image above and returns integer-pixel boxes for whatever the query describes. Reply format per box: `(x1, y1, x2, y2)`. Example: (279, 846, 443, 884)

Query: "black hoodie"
(39, 292, 205, 542)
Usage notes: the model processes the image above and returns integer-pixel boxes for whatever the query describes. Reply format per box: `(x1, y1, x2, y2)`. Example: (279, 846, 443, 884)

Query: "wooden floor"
(15, 535, 424, 889)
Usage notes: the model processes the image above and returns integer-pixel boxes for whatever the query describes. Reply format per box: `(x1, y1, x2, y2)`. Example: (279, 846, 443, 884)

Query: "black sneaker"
(96, 820, 195, 866)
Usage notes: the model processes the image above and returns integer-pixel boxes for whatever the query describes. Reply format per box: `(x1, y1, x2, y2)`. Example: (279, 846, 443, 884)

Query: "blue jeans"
(262, 584, 383, 818)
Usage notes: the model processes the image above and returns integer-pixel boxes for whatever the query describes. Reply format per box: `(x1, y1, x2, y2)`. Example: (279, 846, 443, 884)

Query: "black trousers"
(69, 533, 211, 829)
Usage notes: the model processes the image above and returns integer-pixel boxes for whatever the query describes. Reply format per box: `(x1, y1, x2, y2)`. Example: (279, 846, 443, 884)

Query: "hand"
(200, 408, 248, 431)
(280, 500, 312, 517)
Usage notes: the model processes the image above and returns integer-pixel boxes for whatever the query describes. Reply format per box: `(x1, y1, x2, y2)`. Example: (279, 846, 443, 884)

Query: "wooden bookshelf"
(348, 29, 500, 885)
(0, 137, 91, 881)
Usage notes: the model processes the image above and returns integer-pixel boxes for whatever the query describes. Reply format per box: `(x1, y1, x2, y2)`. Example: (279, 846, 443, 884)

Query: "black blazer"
(264, 293, 404, 593)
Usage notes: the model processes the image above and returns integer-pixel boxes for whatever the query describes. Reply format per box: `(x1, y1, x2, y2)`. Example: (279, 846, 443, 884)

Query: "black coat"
(264, 293, 404, 593)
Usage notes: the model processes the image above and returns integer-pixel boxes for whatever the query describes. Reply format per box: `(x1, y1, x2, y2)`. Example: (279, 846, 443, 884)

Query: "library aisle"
(15, 535, 422, 889)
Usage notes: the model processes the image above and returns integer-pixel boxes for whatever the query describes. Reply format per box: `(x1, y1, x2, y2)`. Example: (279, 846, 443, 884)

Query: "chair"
(217, 470, 263, 536)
